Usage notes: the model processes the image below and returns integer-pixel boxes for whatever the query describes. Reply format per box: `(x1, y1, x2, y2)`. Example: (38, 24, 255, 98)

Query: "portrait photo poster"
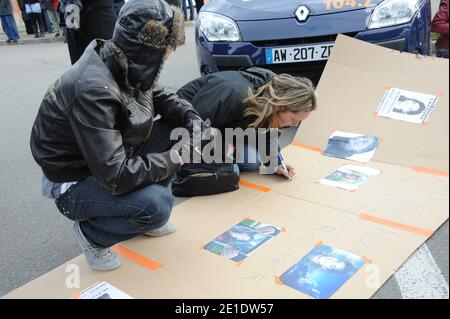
(376, 87, 438, 124)
(203, 219, 281, 262)
(319, 164, 381, 191)
(280, 245, 365, 299)
(77, 281, 133, 299)
(323, 131, 380, 163)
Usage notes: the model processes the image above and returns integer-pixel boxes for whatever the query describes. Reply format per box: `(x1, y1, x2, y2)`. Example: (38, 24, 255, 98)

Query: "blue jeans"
(182, 0, 195, 20)
(1, 15, 20, 41)
(56, 176, 173, 248)
(54, 121, 178, 248)
(46, 9, 60, 33)
(42, 10, 53, 32)
(233, 144, 261, 175)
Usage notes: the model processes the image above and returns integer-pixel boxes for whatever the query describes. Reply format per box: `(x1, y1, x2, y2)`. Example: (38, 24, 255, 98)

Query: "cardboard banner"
(4, 36, 448, 300)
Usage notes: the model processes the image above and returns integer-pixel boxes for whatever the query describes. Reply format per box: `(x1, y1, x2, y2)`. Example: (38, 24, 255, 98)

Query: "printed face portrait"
(342, 171, 362, 181)
(329, 170, 364, 184)
(346, 136, 378, 153)
(325, 135, 379, 159)
(393, 96, 426, 115)
(311, 255, 347, 271)
(229, 230, 252, 241)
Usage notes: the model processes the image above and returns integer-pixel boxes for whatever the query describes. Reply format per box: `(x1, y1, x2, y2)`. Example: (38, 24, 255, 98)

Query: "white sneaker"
(72, 222, 121, 271)
(144, 222, 176, 237)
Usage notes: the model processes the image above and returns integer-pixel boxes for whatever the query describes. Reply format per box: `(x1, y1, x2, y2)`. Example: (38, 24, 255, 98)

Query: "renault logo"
(295, 5, 310, 22)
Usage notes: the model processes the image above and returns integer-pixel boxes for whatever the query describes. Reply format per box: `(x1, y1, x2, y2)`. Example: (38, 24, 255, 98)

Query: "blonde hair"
(243, 74, 318, 129)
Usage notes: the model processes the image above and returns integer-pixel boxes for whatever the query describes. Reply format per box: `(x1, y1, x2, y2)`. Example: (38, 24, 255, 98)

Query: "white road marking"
(395, 244, 449, 299)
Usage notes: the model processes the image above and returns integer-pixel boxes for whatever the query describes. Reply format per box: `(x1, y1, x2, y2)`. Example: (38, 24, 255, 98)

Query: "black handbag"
(172, 163, 240, 197)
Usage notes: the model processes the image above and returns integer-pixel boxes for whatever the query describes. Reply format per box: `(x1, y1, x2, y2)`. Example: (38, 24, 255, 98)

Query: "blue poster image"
(280, 245, 365, 299)
(204, 219, 280, 262)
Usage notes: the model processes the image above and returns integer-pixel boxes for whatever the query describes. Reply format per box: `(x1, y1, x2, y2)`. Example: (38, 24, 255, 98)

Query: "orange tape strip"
(72, 291, 81, 299)
(438, 90, 445, 97)
(291, 141, 323, 153)
(315, 241, 324, 247)
(235, 261, 244, 267)
(359, 213, 433, 237)
(274, 276, 284, 286)
(412, 166, 449, 177)
(112, 245, 163, 271)
(239, 180, 271, 192)
(362, 256, 373, 264)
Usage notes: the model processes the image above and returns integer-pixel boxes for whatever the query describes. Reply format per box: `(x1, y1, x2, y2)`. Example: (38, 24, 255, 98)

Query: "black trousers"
(195, 0, 204, 13)
(165, 0, 182, 7)
(29, 12, 45, 36)
(67, 3, 117, 65)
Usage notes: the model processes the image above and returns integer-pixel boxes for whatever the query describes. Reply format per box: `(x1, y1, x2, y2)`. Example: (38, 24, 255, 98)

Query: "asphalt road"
(0, 24, 448, 299)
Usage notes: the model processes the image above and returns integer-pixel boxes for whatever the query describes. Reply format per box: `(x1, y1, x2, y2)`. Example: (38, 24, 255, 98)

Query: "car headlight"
(197, 12, 241, 42)
(367, 0, 425, 29)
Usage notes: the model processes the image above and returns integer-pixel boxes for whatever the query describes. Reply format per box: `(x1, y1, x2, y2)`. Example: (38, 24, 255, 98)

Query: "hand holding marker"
(278, 152, 293, 181)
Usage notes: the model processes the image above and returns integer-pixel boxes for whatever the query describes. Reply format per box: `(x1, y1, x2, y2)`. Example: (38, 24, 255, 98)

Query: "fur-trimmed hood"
(111, 0, 184, 92)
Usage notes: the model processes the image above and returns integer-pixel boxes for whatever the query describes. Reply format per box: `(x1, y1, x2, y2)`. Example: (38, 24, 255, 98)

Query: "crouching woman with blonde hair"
(178, 67, 318, 179)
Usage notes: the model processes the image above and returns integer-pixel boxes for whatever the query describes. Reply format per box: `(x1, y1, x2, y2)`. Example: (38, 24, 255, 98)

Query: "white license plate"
(266, 43, 333, 64)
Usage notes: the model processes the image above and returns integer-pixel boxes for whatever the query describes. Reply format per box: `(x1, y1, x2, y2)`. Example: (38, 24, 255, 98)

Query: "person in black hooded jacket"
(177, 68, 318, 178)
(30, 0, 206, 271)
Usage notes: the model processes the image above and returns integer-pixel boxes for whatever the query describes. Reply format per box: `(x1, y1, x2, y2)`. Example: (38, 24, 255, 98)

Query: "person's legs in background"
(29, 12, 45, 38)
(41, 9, 53, 33)
(195, 0, 204, 13)
(22, 14, 34, 34)
(23, 16, 34, 34)
(166, 0, 182, 7)
(187, 0, 195, 20)
(437, 49, 449, 59)
(67, 27, 83, 64)
(1, 14, 20, 43)
(37, 12, 46, 36)
(0, 15, 11, 42)
(62, 26, 67, 42)
(182, 0, 195, 21)
(67, 2, 116, 65)
(58, 8, 67, 43)
(182, 0, 187, 20)
(29, 12, 38, 38)
(47, 8, 60, 36)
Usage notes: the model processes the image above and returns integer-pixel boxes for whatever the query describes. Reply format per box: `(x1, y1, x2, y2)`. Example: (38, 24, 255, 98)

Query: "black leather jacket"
(30, 0, 196, 195)
(30, 0, 195, 196)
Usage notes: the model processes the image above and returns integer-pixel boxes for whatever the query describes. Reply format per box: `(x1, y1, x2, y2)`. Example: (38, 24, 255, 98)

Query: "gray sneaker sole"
(72, 222, 121, 271)
(144, 223, 176, 237)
